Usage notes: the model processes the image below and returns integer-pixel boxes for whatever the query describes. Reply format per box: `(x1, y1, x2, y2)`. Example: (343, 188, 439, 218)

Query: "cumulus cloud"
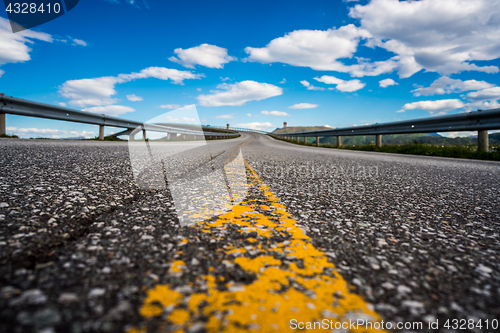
(216, 114, 235, 119)
(234, 122, 275, 131)
(350, 0, 500, 77)
(379, 78, 398, 88)
(82, 105, 136, 116)
(169, 44, 237, 69)
(126, 94, 143, 101)
(196, 80, 282, 107)
(412, 77, 495, 96)
(6, 126, 95, 138)
(60, 67, 202, 108)
(466, 87, 500, 101)
(244, 24, 370, 72)
(243, 0, 500, 78)
(0, 17, 52, 74)
(159, 104, 181, 109)
(300, 80, 325, 91)
(397, 99, 465, 115)
(289, 103, 318, 109)
(314, 75, 365, 92)
(246, 113, 252, 117)
(261, 111, 291, 117)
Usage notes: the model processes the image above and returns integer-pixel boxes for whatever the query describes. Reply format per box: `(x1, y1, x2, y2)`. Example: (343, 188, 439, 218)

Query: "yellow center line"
(129, 161, 387, 333)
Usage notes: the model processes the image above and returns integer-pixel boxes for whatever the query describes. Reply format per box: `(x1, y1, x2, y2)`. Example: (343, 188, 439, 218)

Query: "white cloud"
(118, 67, 203, 85)
(159, 104, 181, 109)
(324, 124, 333, 128)
(215, 114, 235, 119)
(220, 77, 231, 81)
(398, 99, 465, 115)
(280, 78, 286, 84)
(244, 24, 371, 72)
(465, 87, 500, 101)
(57, 102, 67, 107)
(289, 103, 318, 109)
(82, 105, 135, 116)
(413, 77, 495, 96)
(169, 44, 237, 69)
(0, 17, 52, 74)
(197, 80, 282, 107)
(300, 80, 325, 91)
(349, 0, 500, 77)
(126, 94, 143, 101)
(379, 78, 398, 88)
(439, 131, 478, 138)
(246, 113, 252, 117)
(59, 76, 121, 107)
(314, 75, 365, 92)
(6, 126, 95, 138)
(243, 0, 500, 78)
(72, 38, 87, 46)
(234, 122, 275, 131)
(261, 111, 291, 117)
(60, 67, 202, 107)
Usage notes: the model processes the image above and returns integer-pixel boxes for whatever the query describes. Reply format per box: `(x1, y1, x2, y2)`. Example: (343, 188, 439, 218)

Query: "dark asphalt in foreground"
(1, 134, 499, 332)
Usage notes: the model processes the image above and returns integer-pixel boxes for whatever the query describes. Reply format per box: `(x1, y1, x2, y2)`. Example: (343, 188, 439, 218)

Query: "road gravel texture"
(0, 134, 499, 333)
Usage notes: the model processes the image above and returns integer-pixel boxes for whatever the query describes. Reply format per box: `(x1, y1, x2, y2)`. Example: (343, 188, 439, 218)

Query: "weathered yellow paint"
(129, 162, 387, 332)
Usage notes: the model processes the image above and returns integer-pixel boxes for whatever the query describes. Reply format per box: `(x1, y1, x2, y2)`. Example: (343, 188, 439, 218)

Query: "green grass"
(270, 135, 500, 162)
(340, 143, 500, 161)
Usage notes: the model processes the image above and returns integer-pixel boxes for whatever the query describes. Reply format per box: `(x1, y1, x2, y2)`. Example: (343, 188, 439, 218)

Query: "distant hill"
(272, 127, 500, 146)
(273, 126, 332, 134)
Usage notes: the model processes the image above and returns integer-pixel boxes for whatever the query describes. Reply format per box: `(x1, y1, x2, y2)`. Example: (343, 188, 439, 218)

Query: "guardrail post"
(0, 113, 5, 136)
(99, 125, 104, 141)
(376, 134, 382, 148)
(316, 136, 319, 147)
(337, 136, 342, 148)
(478, 130, 489, 152)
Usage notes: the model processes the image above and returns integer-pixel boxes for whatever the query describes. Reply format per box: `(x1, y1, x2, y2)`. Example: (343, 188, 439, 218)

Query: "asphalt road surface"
(1, 133, 499, 333)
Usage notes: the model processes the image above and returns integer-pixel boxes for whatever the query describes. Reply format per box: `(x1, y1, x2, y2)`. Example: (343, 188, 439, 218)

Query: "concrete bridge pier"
(337, 136, 342, 148)
(0, 113, 5, 136)
(316, 136, 319, 147)
(142, 129, 146, 140)
(376, 134, 382, 148)
(303, 137, 307, 144)
(478, 130, 489, 152)
(99, 125, 104, 141)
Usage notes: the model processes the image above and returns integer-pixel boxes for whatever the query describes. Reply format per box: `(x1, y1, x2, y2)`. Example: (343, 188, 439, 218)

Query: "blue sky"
(1, 0, 500, 138)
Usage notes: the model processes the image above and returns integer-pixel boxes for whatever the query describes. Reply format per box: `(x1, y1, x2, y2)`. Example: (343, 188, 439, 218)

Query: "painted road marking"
(129, 161, 387, 332)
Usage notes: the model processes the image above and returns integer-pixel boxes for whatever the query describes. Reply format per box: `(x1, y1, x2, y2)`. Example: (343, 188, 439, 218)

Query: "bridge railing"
(205, 125, 270, 134)
(273, 108, 500, 152)
(0, 94, 238, 140)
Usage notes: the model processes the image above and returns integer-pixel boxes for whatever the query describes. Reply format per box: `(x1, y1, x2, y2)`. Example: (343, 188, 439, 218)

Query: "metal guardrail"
(206, 125, 270, 134)
(274, 108, 500, 137)
(0, 94, 237, 138)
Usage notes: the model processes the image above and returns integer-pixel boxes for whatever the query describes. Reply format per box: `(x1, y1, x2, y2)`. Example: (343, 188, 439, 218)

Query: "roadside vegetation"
(270, 135, 500, 162)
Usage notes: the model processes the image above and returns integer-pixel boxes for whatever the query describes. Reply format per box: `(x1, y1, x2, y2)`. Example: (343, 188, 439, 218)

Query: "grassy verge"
(269, 135, 500, 162)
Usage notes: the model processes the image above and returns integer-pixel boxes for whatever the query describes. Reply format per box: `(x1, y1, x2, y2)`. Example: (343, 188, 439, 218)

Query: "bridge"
(1, 97, 499, 332)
